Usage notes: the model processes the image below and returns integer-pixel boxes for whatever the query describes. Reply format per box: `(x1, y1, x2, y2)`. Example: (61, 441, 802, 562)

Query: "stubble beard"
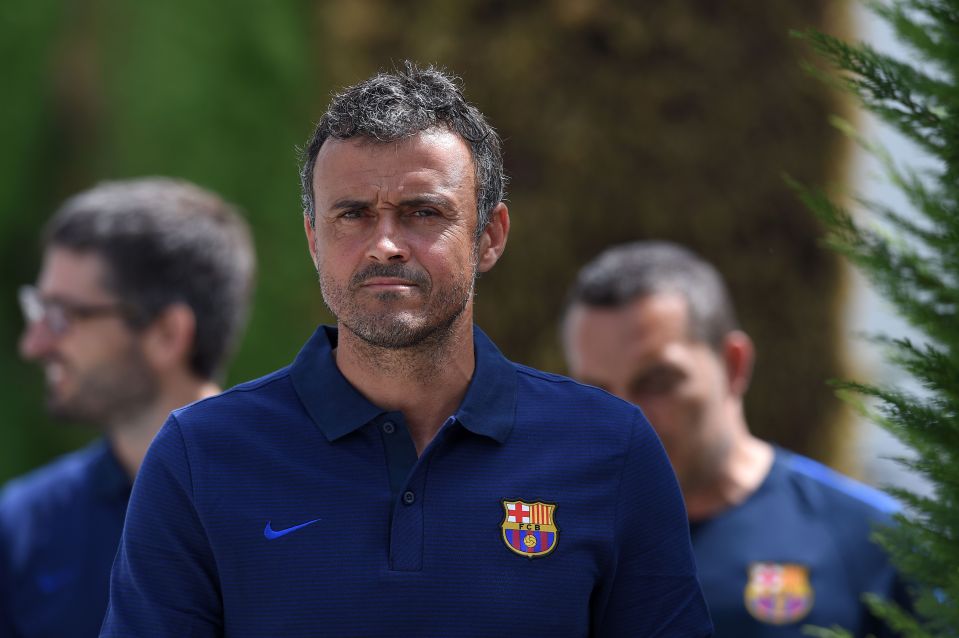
(675, 427, 734, 495)
(318, 260, 477, 352)
(45, 345, 160, 428)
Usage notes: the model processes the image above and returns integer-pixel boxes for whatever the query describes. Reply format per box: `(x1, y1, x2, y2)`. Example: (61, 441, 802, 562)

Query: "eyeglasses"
(18, 285, 129, 336)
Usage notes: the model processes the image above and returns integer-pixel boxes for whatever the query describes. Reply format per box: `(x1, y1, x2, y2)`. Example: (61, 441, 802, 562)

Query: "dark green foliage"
(795, 1, 959, 635)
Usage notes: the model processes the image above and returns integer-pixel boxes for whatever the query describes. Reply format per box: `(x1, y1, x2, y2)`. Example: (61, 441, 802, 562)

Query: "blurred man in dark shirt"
(0, 177, 255, 637)
(563, 240, 909, 637)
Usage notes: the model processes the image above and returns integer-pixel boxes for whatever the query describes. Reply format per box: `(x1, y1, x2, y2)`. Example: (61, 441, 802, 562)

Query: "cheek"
(636, 397, 682, 438)
(316, 222, 370, 256)
(422, 239, 477, 278)
(316, 243, 358, 279)
(433, 226, 473, 254)
(636, 387, 706, 440)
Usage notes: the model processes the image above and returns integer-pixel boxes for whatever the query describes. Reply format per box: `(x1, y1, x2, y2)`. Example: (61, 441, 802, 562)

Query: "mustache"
(349, 263, 431, 290)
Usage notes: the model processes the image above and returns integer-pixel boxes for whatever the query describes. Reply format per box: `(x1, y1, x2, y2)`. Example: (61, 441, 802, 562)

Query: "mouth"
(358, 278, 418, 291)
(44, 361, 65, 386)
(349, 263, 430, 293)
(42, 361, 70, 401)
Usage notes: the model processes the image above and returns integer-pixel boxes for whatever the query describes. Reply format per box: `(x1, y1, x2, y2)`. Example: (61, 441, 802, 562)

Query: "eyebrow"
(328, 194, 457, 212)
(39, 290, 112, 305)
(399, 194, 456, 210)
(329, 199, 371, 212)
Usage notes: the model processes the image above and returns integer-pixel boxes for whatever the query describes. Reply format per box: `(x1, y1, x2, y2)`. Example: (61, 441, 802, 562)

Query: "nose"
(19, 319, 57, 361)
(367, 215, 409, 263)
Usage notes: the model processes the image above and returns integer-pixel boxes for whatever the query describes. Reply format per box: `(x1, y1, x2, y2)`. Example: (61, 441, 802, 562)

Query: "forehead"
(38, 247, 113, 300)
(566, 293, 693, 372)
(311, 130, 475, 203)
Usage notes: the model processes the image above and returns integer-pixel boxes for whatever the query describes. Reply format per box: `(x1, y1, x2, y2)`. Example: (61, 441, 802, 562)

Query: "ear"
(476, 203, 510, 273)
(722, 330, 755, 397)
(142, 304, 197, 374)
(304, 215, 319, 266)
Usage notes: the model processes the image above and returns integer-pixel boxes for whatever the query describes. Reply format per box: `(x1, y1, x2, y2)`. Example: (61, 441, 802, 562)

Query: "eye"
(338, 209, 366, 220)
(630, 367, 685, 397)
(408, 208, 438, 218)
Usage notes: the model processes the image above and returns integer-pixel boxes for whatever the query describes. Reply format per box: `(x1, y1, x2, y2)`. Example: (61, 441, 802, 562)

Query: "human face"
(564, 294, 734, 489)
(306, 130, 498, 349)
(19, 247, 159, 427)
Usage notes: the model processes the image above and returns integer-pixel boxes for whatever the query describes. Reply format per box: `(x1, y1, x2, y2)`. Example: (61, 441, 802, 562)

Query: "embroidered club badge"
(744, 562, 814, 624)
(501, 500, 558, 558)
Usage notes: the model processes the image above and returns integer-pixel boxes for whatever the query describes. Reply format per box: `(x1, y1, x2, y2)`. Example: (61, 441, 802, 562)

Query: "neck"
(334, 314, 476, 455)
(683, 418, 774, 522)
(107, 374, 220, 480)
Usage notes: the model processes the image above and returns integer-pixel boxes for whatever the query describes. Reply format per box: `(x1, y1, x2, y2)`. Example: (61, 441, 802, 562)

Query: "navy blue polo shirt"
(102, 325, 712, 637)
(0, 439, 131, 637)
(691, 448, 907, 637)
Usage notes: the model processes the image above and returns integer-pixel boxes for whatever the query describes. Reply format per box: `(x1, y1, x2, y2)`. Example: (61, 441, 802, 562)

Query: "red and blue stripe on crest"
(508, 529, 556, 554)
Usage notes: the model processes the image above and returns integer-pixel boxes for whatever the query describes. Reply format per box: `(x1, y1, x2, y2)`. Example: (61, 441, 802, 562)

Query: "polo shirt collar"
(456, 325, 516, 442)
(290, 325, 384, 441)
(290, 324, 516, 444)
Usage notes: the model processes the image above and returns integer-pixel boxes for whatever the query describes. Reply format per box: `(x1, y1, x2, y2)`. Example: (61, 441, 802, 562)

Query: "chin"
(45, 395, 97, 425)
(355, 325, 430, 349)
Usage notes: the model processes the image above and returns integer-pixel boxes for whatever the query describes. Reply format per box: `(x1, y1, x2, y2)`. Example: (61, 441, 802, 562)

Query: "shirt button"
(402, 490, 416, 505)
(382, 421, 396, 435)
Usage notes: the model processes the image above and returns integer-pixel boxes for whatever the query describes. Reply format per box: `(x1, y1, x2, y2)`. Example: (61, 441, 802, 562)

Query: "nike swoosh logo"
(263, 518, 322, 540)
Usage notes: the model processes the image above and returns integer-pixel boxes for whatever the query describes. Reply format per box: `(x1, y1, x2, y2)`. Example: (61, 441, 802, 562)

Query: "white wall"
(846, 3, 934, 498)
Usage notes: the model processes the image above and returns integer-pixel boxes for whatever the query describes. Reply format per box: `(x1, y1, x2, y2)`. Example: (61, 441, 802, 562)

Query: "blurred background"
(0, 0, 913, 487)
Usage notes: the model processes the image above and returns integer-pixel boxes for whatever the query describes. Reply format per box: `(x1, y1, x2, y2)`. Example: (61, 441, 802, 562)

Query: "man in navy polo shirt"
(1, 178, 255, 637)
(563, 241, 910, 637)
(101, 64, 712, 637)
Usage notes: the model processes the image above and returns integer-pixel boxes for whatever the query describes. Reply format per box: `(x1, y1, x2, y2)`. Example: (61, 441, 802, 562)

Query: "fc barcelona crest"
(744, 562, 814, 624)
(501, 500, 558, 558)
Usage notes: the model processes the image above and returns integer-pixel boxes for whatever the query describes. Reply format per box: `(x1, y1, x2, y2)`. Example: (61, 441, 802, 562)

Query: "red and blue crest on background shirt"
(744, 562, 814, 624)
(501, 500, 558, 558)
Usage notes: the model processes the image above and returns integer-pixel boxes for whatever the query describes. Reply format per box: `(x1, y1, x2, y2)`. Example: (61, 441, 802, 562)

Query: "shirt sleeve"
(100, 414, 222, 637)
(591, 412, 713, 637)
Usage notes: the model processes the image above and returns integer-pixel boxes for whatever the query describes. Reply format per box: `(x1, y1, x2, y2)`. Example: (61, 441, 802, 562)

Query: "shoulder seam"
(167, 415, 196, 503)
(227, 368, 292, 394)
(173, 367, 292, 416)
(513, 364, 579, 384)
(786, 454, 898, 514)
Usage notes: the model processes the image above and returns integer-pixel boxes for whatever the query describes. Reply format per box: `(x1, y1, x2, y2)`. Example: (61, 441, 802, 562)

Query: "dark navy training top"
(101, 325, 712, 637)
(691, 448, 907, 637)
(0, 439, 131, 637)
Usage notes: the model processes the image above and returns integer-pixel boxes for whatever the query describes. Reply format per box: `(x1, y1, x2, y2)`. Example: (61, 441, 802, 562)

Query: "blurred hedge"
(0, 0, 850, 481)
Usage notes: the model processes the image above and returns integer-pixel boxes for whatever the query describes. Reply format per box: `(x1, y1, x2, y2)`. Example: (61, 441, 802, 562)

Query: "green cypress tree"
(793, 1, 959, 636)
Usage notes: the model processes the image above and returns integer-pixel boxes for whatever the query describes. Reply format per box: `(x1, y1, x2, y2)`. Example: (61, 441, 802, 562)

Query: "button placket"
(390, 468, 426, 571)
(385, 415, 455, 572)
(378, 415, 416, 501)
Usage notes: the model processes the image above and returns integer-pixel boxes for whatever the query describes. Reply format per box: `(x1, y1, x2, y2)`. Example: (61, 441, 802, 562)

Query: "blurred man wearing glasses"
(0, 178, 255, 637)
